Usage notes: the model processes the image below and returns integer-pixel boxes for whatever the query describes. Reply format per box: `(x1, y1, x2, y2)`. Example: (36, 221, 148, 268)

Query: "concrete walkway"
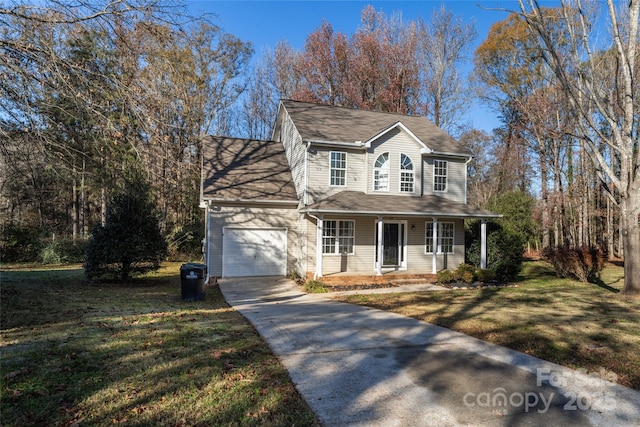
(218, 277, 640, 427)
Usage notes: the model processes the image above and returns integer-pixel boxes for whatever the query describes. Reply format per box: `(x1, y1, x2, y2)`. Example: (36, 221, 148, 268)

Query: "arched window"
(373, 152, 389, 191)
(400, 153, 414, 193)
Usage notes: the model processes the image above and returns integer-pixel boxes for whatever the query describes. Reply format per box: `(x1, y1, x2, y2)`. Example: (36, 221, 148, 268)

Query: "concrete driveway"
(218, 277, 640, 427)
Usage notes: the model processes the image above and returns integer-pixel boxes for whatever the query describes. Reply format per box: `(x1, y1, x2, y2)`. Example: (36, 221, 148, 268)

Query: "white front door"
(375, 220, 407, 270)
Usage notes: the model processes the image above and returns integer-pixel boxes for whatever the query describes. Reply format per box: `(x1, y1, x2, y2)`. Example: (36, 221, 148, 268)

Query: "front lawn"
(335, 261, 640, 390)
(0, 263, 318, 426)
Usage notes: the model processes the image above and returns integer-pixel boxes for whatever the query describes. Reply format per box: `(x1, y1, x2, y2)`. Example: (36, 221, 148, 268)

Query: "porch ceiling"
(301, 191, 500, 218)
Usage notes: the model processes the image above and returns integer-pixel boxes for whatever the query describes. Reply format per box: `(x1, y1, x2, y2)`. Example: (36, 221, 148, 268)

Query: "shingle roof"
(201, 136, 298, 203)
(279, 100, 472, 156)
(302, 191, 499, 218)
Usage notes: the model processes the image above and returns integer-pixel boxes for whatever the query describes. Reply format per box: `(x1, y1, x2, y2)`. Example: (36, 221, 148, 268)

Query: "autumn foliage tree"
(263, 5, 476, 124)
(474, 7, 621, 258)
(511, 0, 640, 294)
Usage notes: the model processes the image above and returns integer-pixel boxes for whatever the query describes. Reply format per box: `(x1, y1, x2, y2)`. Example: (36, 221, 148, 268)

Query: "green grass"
(303, 280, 328, 293)
(336, 261, 640, 391)
(0, 263, 319, 426)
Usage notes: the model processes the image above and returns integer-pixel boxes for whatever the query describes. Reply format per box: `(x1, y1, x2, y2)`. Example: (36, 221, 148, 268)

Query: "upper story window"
(434, 160, 448, 192)
(330, 151, 347, 186)
(400, 153, 414, 193)
(373, 152, 389, 191)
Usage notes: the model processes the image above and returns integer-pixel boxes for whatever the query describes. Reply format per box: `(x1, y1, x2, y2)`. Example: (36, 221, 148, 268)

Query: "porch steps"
(387, 277, 438, 286)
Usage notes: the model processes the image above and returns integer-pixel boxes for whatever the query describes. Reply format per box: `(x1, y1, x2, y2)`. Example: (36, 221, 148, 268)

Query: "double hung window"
(434, 160, 447, 192)
(330, 151, 347, 186)
(322, 220, 355, 254)
(425, 222, 454, 254)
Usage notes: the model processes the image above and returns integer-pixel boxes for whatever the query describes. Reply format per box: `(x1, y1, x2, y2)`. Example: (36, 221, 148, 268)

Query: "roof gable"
(201, 136, 298, 203)
(364, 121, 428, 152)
(279, 100, 472, 157)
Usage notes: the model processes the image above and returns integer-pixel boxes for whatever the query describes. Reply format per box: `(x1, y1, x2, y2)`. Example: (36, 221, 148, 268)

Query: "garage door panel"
(223, 228, 287, 277)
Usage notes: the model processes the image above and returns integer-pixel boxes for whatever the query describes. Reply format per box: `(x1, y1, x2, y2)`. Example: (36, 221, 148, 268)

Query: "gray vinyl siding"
(207, 206, 301, 277)
(423, 157, 467, 203)
(306, 215, 465, 276)
(306, 148, 365, 204)
(368, 128, 423, 196)
(402, 217, 465, 271)
(279, 112, 306, 200)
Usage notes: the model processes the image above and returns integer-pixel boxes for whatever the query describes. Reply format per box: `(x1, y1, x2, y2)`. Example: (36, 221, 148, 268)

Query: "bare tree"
(1, 1, 253, 258)
(417, 5, 477, 135)
(516, 0, 639, 294)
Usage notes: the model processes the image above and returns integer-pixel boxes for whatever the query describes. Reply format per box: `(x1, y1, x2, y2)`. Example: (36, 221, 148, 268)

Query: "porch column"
(481, 219, 487, 270)
(376, 216, 383, 276)
(315, 215, 324, 279)
(432, 217, 438, 274)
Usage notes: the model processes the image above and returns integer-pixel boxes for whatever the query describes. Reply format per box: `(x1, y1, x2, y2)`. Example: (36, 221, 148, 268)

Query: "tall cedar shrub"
(84, 172, 167, 281)
(486, 190, 538, 247)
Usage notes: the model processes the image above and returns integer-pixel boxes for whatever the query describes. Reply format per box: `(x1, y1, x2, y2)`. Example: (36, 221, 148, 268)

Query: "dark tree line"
(1, 0, 252, 260)
(2, 1, 637, 294)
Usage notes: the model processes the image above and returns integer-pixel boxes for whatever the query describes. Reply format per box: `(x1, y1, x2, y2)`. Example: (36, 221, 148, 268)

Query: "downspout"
(421, 157, 425, 196)
(203, 201, 212, 284)
(304, 142, 310, 205)
(306, 213, 323, 279)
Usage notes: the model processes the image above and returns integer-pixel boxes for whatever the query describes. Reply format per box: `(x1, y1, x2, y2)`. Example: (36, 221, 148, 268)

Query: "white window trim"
(425, 221, 455, 254)
(399, 153, 415, 193)
(322, 219, 355, 255)
(373, 152, 390, 192)
(329, 151, 347, 187)
(434, 159, 448, 192)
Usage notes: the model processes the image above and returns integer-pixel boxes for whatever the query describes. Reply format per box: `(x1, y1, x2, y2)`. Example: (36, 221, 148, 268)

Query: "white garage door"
(222, 228, 287, 277)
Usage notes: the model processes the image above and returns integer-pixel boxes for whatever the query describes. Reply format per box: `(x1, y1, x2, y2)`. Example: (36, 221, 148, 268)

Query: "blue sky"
(188, 1, 561, 133)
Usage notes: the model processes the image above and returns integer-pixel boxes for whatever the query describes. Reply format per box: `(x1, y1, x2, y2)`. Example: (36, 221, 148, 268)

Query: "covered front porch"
(301, 191, 500, 281)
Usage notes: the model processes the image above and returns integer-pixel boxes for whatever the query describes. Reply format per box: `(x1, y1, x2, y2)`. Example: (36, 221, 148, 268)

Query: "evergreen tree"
(85, 170, 167, 281)
(466, 191, 536, 281)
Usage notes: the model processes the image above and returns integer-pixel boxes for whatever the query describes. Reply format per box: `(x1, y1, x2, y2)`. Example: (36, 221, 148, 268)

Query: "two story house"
(201, 100, 497, 283)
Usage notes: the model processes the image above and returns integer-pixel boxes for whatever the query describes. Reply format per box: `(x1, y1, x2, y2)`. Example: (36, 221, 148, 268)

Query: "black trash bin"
(180, 263, 207, 301)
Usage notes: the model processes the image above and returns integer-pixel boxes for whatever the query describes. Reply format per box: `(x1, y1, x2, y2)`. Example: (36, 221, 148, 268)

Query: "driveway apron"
(219, 277, 640, 427)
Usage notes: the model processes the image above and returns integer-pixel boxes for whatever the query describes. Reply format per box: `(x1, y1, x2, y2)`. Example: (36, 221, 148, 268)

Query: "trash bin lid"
(180, 262, 207, 271)
(180, 263, 207, 279)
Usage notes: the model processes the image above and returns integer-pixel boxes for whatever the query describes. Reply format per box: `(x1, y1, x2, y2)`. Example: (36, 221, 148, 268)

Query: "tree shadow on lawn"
(435, 289, 639, 390)
(343, 268, 640, 391)
(1, 278, 318, 426)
